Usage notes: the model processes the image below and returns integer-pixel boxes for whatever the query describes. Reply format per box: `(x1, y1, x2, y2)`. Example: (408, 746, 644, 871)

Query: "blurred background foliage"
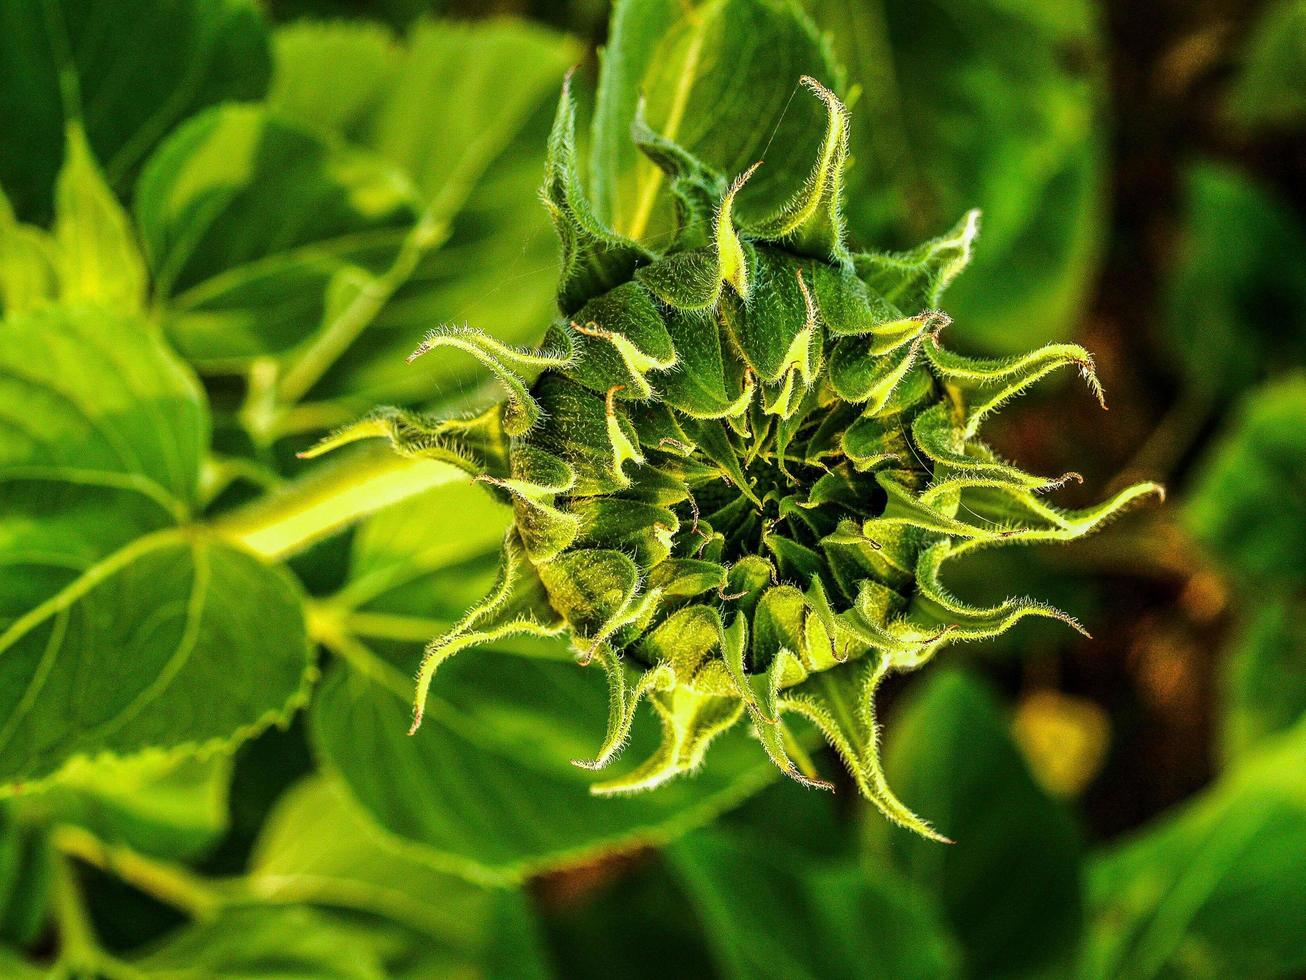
(0, 0, 1303, 976)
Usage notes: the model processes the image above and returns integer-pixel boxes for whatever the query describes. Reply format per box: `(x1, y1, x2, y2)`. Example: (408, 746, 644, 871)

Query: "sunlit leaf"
(253, 18, 577, 418)
(135, 104, 420, 368)
(133, 905, 387, 979)
(16, 755, 230, 861)
(250, 775, 550, 977)
(52, 124, 146, 312)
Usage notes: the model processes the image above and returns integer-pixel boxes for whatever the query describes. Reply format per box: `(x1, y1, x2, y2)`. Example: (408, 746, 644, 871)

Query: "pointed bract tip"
(407, 705, 425, 737)
(799, 74, 839, 103)
(731, 160, 763, 193)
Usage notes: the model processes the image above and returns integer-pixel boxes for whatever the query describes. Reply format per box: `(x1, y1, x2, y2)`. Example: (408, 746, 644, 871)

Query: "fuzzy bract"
(308, 75, 1160, 839)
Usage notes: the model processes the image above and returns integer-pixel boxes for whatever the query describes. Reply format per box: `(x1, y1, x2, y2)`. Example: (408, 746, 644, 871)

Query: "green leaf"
(592, 0, 841, 241)
(310, 107, 564, 414)
(269, 22, 400, 138)
(309, 474, 777, 882)
(133, 905, 388, 979)
(250, 775, 550, 977)
(1184, 375, 1306, 589)
(341, 479, 510, 611)
(1229, 0, 1306, 129)
(311, 648, 778, 885)
(1162, 165, 1306, 398)
(0, 530, 311, 789)
(0, 0, 270, 224)
(803, 0, 1106, 352)
(52, 123, 146, 312)
(272, 19, 577, 210)
(0, 192, 57, 317)
(866, 671, 1085, 978)
(260, 18, 576, 416)
(0, 306, 205, 626)
(135, 103, 421, 369)
(0, 307, 312, 787)
(1220, 597, 1306, 762)
(15, 755, 230, 861)
(1082, 719, 1306, 980)
(0, 806, 51, 947)
(669, 828, 960, 980)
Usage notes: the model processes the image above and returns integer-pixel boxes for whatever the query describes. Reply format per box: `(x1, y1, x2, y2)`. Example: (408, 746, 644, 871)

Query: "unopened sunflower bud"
(307, 75, 1160, 840)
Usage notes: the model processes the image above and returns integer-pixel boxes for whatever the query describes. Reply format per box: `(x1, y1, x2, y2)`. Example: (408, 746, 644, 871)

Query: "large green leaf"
(311, 109, 564, 415)
(309, 479, 777, 883)
(1184, 375, 1306, 589)
(135, 104, 421, 369)
(250, 775, 550, 978)
(669, 828, 960, 979)
(17, 755, 230, 861)
(866, 670, 1085, 978)
(1162, 166, 1306, 399)
(132, 905, 388, 979)
(0, 307, 312, 788)
(592, 0, 841, 240)
(311, 645, 777, 885)
(1229, 0, 1306, 129)
(1082, 719, 1306, 980)
(266, 19, 575, 415)
(1220, 597, 1306, 763)
(272, 19, 575, 209)
(0, 307, 204, 627)
(0, 0, 269, 224)
(803, 0, 1105, 352)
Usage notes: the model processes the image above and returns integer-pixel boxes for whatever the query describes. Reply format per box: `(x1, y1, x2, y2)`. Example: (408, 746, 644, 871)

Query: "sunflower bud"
(309, 75, 1160, 839)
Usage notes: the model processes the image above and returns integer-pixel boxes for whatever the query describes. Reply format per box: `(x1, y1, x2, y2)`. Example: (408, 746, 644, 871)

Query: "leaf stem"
(52, 852, 99, 974)
(274, 211, 446, 408)
(213, 447, 461, 561)
(53, 825, 223, 921)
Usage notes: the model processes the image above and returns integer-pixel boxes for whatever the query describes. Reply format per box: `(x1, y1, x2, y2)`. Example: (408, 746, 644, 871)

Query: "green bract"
(310, 75, 1160, 839)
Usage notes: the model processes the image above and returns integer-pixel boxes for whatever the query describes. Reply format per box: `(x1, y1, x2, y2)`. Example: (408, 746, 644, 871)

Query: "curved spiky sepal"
(407, 326, 574, 436)
(300, 403, 510, 479)
(544, 73, 651, 314)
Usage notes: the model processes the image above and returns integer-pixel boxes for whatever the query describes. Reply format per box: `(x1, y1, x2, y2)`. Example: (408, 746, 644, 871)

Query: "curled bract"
(307, 75, 1160, 840)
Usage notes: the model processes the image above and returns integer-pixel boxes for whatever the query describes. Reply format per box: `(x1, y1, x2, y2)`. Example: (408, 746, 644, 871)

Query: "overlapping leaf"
(0, 0, 270, 224)
(866, 671, 1086, 977)
(1082, 719, 1306, 980)
(250, 775, 551, 977)
(0, 307, 312, 788)
(307, 479, 781, 882)
(802, 0, 1106, 352)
